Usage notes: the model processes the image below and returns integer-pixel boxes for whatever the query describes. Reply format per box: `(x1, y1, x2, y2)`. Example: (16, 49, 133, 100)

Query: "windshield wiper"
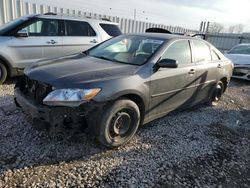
(92, 55, 128, 64)
(94, 55, 112, 61)
(82, 51, 89, 56)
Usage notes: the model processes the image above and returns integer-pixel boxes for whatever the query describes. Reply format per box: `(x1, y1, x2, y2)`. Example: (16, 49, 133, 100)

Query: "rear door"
(149, 39, 197, 119)
(191, 40, 221, 104)
(8, 18, 63, 68)
(62, 20, 100, 56)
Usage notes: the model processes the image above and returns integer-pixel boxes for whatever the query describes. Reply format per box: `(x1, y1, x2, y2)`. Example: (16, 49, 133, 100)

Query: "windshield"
(88, 35, 165, 65)
(0, 16, 29, 35)
(228, 45, 250, 55)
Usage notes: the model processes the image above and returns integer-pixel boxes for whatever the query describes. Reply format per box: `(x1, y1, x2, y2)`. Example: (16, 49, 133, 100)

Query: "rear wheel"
(208, 81, 224, 106)
(0, 63, 7, 85)
(94, 99, 140, 148)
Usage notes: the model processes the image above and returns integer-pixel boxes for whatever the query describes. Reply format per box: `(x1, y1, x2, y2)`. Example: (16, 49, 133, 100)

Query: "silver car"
(0, 13, 121, 84)
(225, 43, 250, 81)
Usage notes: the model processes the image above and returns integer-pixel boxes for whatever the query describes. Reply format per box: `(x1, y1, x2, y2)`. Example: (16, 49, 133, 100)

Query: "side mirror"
(157, 58, 178, 68)
(16, 30, 29, 37)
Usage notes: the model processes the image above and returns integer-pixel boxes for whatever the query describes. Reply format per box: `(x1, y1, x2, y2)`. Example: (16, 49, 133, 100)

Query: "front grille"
(233, 72, 246, 77)
(233, 67, 250, 77)
(18, 76, 52, 103)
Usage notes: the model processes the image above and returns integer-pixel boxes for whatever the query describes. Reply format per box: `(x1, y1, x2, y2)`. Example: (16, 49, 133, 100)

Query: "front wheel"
(208, 81, 224, 106)
(94, 99, 140, 148)
(0, 63, 7, 85)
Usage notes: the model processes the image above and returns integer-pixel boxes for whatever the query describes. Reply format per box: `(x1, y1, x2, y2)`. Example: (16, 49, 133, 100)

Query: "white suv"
(0, 13, 122, 84)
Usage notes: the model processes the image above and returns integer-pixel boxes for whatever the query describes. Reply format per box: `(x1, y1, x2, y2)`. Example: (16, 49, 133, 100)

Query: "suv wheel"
(208, 81, 224, 106)
(94, 99, 140, 148)
(0, 63, 7, 84)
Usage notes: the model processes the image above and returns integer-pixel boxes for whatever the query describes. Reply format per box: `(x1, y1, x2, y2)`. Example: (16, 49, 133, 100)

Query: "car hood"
(0, 36, 12, 44)
(225, 54, 250, 65)
(25, 53, 139, 88)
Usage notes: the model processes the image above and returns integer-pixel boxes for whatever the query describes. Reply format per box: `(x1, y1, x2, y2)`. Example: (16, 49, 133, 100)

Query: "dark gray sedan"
(15, 33, 233, 147)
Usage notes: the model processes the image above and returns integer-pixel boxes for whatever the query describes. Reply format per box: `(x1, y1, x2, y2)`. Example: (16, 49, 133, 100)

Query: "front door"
(9, 18, 63, 69)
(149, 39, 197, 120)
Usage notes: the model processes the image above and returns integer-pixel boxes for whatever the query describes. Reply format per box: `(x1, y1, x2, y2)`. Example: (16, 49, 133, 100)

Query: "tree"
(227, 24, 244, 33)
(228, 25, 236, 33)
(208, 22, 224, 33)
(234, 24, 244, 33)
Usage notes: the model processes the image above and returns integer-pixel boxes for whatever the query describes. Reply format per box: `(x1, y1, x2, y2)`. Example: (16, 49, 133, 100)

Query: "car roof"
(32, 14, 118, 25)
(127, 32, 200, 41)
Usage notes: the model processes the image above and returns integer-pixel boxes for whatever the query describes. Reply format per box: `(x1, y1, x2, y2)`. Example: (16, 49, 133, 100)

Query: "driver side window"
(21, 18, 59, 36)
(162, 40, 192, 64)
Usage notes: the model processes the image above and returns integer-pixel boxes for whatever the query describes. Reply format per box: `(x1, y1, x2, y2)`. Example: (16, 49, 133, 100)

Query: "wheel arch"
(117, 93, 146, 125)
(220, 77, 228, 92)
(0, 55, 12, 77)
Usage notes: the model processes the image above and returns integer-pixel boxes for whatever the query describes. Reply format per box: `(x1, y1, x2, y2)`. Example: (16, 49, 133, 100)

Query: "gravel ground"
(0, 78, 249, 188)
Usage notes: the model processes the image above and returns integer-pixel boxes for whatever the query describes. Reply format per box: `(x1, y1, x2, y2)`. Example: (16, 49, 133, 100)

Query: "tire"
(207, 81, 224, 106)
(0, 63, 7, 85)
(93, 99, 140, 148)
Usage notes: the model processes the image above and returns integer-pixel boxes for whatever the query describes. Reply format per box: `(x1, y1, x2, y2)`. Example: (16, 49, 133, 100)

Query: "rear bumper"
(14, 88, 101, 130)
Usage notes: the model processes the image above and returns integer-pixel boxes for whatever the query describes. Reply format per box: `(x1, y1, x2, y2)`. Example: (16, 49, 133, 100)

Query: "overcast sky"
(26, 0, 250, 32)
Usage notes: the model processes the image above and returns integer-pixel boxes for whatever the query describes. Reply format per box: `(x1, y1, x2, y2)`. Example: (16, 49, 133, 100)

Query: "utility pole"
(134, 9, 137, 21)
(206, 22, 210, 34)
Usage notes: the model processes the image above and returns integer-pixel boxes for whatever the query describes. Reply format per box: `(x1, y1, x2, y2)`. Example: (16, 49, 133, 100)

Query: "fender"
(112, 89, 148, 108)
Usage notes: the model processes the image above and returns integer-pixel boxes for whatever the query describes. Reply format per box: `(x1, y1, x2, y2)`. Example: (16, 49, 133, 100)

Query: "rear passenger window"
(162, 40, 191, 64)
(211, 50, 220, 60)
(193, 40, 211, 62)
(65, 20, 96, 36)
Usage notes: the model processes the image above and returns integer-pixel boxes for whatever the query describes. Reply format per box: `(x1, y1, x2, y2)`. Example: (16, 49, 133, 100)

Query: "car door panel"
(8, 37, 44, 68)
(148, 39, 197, 120)
(8, 18, 63, 69)
(43, 36, 63, 59)
(62, 37, 98, 55)
(192, 61, 218, 104)
(62, 20, 100, 56)
(149, 64, 197, 119)
(190, 40, 220, 105)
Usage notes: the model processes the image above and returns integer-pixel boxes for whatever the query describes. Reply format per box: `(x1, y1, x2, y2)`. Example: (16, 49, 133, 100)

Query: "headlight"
(43, 88, 101, 107)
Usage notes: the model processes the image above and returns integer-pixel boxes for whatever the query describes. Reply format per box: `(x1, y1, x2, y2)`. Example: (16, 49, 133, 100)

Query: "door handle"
(90, 39, 98, 44)
(188, 69, 195, 75)
(217, 64, 222, 68)
(46, 40, 57, 44)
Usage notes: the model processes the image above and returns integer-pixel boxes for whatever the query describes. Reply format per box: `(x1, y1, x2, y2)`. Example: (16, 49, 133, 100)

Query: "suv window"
(65, 20, 96, 36)
(193, 40, 211, 62)
(162, 40, 191, 64)
(22, 18, 59, 36)
(100, 24, 122, 37)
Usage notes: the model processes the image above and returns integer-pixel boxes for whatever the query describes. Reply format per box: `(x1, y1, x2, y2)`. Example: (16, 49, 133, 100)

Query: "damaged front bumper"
(14, 88, 103, 131)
